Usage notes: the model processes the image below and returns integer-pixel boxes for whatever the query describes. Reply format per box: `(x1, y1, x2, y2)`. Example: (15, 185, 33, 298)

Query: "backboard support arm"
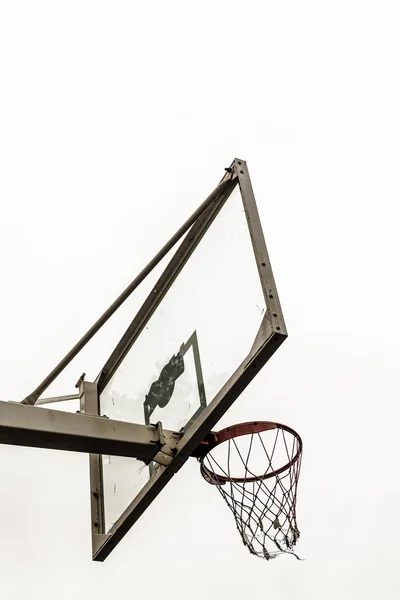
(0, 398, 181, 461)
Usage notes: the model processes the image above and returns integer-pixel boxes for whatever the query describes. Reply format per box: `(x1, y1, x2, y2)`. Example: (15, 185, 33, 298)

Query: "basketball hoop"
(199, 421, 303, 560)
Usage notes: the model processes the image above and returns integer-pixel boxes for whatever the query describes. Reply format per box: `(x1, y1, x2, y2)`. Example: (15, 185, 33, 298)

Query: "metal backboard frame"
(87, 158, 287, 561)
(0, 158, 287, 561)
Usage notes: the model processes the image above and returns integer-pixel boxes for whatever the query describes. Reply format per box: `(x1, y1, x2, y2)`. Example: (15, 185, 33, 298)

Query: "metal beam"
(234, 158, 287, 336)
(36, 394, 80, 406)
(0, 401, 180, 461)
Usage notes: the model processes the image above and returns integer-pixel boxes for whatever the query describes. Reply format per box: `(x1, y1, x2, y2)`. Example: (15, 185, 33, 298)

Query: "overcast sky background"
(1, 1, 400, 598)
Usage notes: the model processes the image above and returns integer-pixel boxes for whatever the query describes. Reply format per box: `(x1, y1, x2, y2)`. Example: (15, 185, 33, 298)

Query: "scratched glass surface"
(99, 186, 267, 531)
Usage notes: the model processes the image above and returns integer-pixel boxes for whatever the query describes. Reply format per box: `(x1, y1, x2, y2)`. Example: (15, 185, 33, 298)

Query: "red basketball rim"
(199, 421, 303, 485)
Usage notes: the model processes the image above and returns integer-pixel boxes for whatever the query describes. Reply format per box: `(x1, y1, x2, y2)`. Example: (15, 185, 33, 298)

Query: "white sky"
(1, 1, 400, 598)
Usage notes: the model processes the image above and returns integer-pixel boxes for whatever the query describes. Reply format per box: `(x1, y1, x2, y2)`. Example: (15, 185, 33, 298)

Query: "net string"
(203, 427, 302, 560)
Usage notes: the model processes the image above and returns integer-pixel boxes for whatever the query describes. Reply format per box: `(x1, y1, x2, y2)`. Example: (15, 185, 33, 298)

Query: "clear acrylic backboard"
(90, 159, 287, 560)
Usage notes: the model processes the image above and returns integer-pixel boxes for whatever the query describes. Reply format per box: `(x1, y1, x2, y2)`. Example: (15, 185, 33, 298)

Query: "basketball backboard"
(84, 158, 287, 561)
